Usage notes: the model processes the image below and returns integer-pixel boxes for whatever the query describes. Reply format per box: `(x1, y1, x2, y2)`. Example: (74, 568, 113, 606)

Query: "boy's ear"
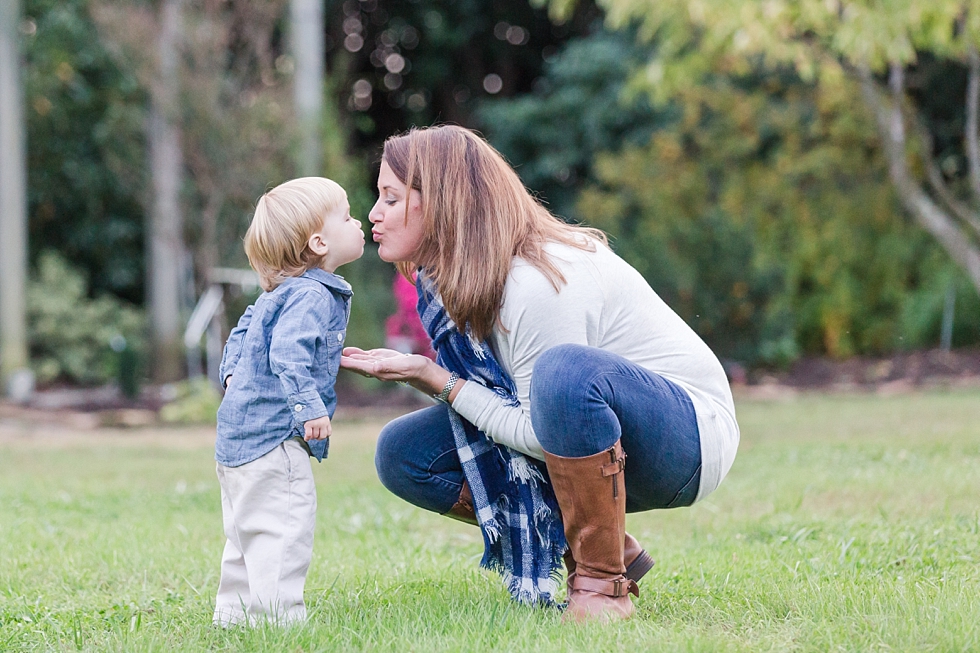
(308, 232, 330, 257)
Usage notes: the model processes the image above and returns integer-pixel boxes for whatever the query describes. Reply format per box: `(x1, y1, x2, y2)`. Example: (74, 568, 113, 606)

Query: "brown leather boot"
(545, 441, 638, 623)
(565, 533, 655, 585)
(444, 480, 478, 526)
(625, 534, 656, 582)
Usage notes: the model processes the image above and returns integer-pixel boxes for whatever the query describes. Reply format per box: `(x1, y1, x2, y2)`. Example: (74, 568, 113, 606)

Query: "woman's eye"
(385, 199, 397, 206)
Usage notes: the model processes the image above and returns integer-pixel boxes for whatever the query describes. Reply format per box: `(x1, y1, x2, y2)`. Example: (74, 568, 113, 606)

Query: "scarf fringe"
(508, 455, 544, 486)
(478, 494, 569, 608)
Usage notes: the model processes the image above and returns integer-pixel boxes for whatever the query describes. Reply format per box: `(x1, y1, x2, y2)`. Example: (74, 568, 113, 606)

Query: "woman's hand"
(341, 347, 463, 400)
(341, 347, 428, 382)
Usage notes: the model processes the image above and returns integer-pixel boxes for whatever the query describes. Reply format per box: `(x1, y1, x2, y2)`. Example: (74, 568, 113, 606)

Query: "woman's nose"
(368, 201, 382, 223)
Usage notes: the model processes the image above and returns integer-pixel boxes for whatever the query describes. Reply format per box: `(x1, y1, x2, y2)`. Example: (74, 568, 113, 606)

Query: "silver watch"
(433, 371, 460, 403)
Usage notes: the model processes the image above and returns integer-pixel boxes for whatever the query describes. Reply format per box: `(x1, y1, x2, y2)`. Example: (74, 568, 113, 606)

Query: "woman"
(342, 125, 739, 622)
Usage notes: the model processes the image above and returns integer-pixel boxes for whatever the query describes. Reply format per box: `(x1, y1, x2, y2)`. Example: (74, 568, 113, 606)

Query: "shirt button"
(338, 333, 343, 342)
(294, 404, 304, 412)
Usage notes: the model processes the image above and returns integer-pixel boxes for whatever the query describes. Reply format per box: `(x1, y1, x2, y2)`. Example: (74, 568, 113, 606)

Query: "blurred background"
(1, 0, 980, 419)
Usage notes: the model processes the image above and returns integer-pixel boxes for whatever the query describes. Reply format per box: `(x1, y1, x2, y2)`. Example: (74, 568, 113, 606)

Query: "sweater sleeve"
(451, 382, 543, 458)
(450, 257, 602, 460)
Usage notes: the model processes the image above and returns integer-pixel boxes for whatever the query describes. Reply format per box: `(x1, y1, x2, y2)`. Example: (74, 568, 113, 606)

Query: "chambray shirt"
(215, 268, 352, 467)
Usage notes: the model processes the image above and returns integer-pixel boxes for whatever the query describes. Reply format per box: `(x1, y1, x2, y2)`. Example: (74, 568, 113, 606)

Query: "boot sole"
(625, 549, 655, 583)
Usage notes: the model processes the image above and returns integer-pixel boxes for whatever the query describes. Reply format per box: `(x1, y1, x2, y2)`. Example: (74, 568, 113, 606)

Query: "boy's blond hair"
(244, 177, 347, 291)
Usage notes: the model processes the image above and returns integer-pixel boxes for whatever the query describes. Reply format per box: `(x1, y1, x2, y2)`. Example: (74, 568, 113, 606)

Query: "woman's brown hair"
(383, 125, 607, 341)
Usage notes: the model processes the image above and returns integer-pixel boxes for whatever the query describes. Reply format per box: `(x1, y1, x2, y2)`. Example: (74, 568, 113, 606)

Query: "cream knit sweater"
(450, 239, 739, 502)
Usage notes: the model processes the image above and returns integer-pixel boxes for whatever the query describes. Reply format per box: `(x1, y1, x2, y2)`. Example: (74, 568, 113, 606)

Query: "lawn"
(1, 389, 979, 651)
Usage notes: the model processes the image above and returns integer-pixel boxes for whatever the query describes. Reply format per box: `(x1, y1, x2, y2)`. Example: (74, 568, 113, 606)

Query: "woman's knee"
(531, 343, 601, 410)
(374, 414, 421, 497)
(373, 406, 461, 512)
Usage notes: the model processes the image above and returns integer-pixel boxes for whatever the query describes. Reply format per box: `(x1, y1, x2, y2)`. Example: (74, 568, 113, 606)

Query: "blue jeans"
(374, 344, 702, 514)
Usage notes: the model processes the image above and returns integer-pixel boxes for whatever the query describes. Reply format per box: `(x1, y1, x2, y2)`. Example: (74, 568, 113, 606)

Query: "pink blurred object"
(385, 273, 436, 359)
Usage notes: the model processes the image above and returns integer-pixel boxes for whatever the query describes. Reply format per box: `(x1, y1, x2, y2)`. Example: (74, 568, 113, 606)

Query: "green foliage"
(159, 378, 222, 425)
(28, 252, 145, 385)
(480, 28, 664, 218)
(23, 0, 146, 302)
(593, 0, 974, 92)
(899, 249, 980, 349)
(483, 26, 980, 364)
(585, 0, 980, 307)
(581, 69, 978, 363)
(2, 391, 980, 649)
(332, 0, 601, 147)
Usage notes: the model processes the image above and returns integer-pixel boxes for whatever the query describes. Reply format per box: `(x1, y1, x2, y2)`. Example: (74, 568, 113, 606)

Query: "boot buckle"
(612, 577, 640, 598)
(600, 454, 625, 478)
(569, 574, 640, 598)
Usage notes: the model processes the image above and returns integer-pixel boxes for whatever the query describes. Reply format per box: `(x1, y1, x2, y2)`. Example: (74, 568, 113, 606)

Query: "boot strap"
(569, 573, 639, 598)
(601, 451, 626, 477)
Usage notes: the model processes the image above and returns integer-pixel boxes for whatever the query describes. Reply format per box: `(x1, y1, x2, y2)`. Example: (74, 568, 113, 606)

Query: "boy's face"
(315, 199, 365, 272)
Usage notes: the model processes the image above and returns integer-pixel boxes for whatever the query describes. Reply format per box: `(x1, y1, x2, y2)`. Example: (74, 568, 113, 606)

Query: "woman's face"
(369, 161, 425, 263)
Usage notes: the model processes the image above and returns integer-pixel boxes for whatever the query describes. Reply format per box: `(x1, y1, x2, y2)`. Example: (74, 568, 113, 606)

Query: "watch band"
(433, 371, 460, 403)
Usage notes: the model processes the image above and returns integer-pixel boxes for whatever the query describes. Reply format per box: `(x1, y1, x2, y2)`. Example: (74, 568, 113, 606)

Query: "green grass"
(2, 389, 980, 651)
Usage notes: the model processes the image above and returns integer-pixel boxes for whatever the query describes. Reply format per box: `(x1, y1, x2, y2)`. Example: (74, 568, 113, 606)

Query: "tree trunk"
(0, 0, 31, 398)
(857, 66, 980, 296)
(148, 0, 186, 382)
(291, 0, 324, 177)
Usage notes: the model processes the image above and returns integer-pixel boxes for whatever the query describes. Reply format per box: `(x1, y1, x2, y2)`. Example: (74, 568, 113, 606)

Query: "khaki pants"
(213, 438, 316, 626)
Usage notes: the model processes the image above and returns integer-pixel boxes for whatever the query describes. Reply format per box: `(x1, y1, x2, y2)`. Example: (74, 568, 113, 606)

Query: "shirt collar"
(301, 268, 353, 296)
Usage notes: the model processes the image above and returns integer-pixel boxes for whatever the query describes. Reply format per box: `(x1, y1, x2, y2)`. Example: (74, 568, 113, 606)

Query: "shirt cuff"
(286, 390, 328, 423)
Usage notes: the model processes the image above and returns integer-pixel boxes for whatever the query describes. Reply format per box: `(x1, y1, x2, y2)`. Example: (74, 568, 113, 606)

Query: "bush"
(28, 252, 144, 385)
(159, 378, 221, 425)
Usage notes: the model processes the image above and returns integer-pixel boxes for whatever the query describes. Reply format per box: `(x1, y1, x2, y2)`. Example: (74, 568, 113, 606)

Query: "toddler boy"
(212, 177, 364, 626)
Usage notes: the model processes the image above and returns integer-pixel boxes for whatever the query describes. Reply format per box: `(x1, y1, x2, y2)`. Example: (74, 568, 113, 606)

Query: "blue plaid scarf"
(416, 271, 567, 606)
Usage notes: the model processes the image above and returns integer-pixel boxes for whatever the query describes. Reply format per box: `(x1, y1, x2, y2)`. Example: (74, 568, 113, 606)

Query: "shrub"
(28, 252, 144, 385)
(159, 378, 221, 425)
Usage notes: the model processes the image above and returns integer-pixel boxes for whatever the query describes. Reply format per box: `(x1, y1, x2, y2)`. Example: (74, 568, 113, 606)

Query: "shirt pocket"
(321, 329, 346, 377)
(217, 385, 248, 427)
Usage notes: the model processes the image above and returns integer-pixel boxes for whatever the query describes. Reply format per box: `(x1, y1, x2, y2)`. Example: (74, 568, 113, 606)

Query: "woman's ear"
(308, 232, 330, 257)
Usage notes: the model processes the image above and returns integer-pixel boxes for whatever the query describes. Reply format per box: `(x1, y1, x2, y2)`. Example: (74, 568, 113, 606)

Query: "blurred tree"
(323, 0, 601, 156)
(20, 0, 378, 382)
(23, 0, 146, 303)
(551, 0, 980, 301)
(313, 0, 608, 357)
(146, 0, 186, 382)
(94, 0, 380, 375)
(481, 25, 979, 363)
(577, 70, 954, 362)
(292, 0, 325, 176)
(0, 0, 30, 394)
(479, 27, 663, 219)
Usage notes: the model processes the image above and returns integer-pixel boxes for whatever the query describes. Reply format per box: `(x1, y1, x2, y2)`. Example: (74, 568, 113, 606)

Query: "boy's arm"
(219, 305, 254, 388)
(268, 290, 333, 425)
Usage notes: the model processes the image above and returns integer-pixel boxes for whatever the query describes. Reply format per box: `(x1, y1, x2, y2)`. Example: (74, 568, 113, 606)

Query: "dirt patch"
(734, 347, 980, 398)
(4, 348, 978, 431)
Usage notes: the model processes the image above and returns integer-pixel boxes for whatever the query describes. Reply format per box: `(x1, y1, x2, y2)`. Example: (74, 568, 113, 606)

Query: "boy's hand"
(304, 415, 332, 441)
